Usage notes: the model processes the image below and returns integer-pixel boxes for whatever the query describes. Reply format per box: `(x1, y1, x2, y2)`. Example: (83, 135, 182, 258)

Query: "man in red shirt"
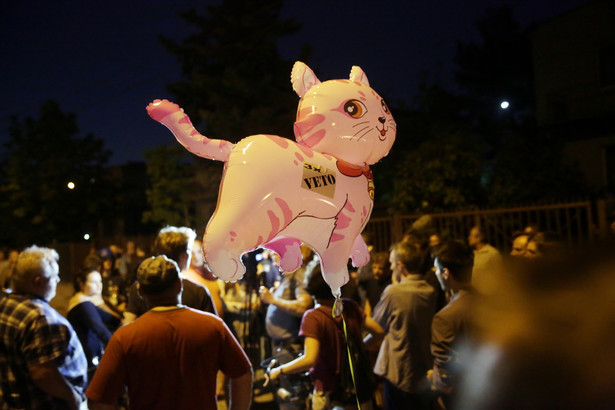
(86, 256, 253, 410)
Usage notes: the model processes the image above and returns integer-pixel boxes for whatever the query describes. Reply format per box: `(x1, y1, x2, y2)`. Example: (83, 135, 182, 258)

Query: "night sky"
(1, 0, 588, 166)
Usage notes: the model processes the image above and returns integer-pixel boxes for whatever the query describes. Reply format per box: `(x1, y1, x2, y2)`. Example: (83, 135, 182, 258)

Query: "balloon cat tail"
(146, 99, 234, 162)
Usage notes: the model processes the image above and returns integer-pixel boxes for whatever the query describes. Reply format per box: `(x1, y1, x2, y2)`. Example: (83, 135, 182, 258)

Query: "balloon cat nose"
(378, 117, 386, 124)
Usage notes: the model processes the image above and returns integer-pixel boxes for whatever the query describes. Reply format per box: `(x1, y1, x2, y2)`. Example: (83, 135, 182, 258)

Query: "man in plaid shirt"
(0, 246, 87, 409)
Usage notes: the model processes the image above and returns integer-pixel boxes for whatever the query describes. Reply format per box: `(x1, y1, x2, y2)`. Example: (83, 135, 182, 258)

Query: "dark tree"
(452, 5, 587, 205)
(144, 0, 308, 226)
(454, 4, 534, 139)
(391, 128, 484, 213)
(0, 101, 110, 246)
(383, 76, 486, 213)
(142, 144, 195, 228)
(160, 0, 305, 141)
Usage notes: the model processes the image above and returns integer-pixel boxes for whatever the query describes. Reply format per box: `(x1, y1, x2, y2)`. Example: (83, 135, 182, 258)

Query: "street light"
(67, 181, 75, 190)
(500, 100, 510, 110)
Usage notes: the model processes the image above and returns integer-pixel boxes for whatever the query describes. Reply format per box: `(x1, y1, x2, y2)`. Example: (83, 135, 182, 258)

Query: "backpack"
(315, 305, 376, 405)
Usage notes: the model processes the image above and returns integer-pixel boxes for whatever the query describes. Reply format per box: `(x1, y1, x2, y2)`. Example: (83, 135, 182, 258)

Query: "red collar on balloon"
(336, 159, 373, 180)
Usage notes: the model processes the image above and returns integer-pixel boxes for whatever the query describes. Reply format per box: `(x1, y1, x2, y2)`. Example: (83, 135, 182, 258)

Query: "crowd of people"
(1, 220, 614, 409)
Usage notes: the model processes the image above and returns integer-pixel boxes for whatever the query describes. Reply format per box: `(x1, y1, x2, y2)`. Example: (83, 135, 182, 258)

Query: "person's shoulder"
(483, 244, 501, 255)
(303, 305, 322, 317)
(182, 270, 209, 287)
(437, 291, 475, 320)
(67, 294, 94, 310)
(341, 298, 362, 312)
(18, 296, 69, 328)
(380, 282, 398, 295)
(181, 277, 207, 297)
(183, 306, 223, 322)
(303, 306, 330, 322)
(182, 278, 212, 297)
(3, 294, 46, 316)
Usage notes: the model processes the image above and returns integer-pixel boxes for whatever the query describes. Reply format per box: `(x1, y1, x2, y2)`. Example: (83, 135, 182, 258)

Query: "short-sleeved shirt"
(299, 299, 364, 392)
(0, 293, 88, 409)
(86, 307, 252, 410)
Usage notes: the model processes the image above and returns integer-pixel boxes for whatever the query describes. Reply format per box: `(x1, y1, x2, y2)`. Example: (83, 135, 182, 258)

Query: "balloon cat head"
(292, 64, 395, 165)
(147, 61, 396, 298)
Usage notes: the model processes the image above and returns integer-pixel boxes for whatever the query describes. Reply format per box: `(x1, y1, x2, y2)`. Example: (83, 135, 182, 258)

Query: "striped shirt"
(0, 292, 87, 409)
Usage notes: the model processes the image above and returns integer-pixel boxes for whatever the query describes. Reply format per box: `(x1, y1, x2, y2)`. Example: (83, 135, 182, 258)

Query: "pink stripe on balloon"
(266, 237, 299, 262)
(336, 211, 351, 229)
(275, 198, 293, 228)
(265, 135, 290, 148)
(295, 113, 325, 134)
(266, 210, 280, 242)
(344, 201, 356, 213)
(330, 233, 345, 243)
(227, 258, 240, 280)
(302, 129, 326, 148)
(298, 144, 314, 158)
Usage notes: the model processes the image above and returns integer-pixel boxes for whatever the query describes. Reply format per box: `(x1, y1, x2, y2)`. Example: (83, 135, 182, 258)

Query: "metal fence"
(54, 201, 608, 276)
(364, 201, 596, 253)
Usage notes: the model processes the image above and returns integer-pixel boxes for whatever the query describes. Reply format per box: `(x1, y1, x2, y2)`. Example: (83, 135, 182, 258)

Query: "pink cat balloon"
(147, 61, 396, 298)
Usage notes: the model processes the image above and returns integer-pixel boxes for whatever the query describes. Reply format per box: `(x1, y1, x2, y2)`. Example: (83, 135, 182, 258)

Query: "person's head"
(525, 232, 565, 259)
(372, 251, 391, 281)
(136, 256, 182, 306)
(190, 239, 205, 269)
(403, 229, 429, 252)
(389, 240, 425, 282)
(434, 240, 474, 291)
(510, 232, 531, 257)
(73, 269, 103, 296)
(12, 246, 60, 301)
(109, 244, 123, 257)
(153, 226, 197, 270)
(126, 240, 136, 255)
(83, 253, 103, 272)
(101, 257, 114, 273)
(524, 224, 539, 236)
(305, 265, 334, 301)
(429, 232, 441, 248)
(7, 249, 19, 263)
(468, 226, 486, 249)
(97, 247, 115, 274)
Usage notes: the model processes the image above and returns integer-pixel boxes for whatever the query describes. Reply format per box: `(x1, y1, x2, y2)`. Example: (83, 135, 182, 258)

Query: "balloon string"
(332, 298, 362, 410)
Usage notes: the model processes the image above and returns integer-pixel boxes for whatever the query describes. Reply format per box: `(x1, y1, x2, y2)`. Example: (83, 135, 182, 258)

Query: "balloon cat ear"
(349, 66, 369, 86)
(291, 61, 321, 97)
